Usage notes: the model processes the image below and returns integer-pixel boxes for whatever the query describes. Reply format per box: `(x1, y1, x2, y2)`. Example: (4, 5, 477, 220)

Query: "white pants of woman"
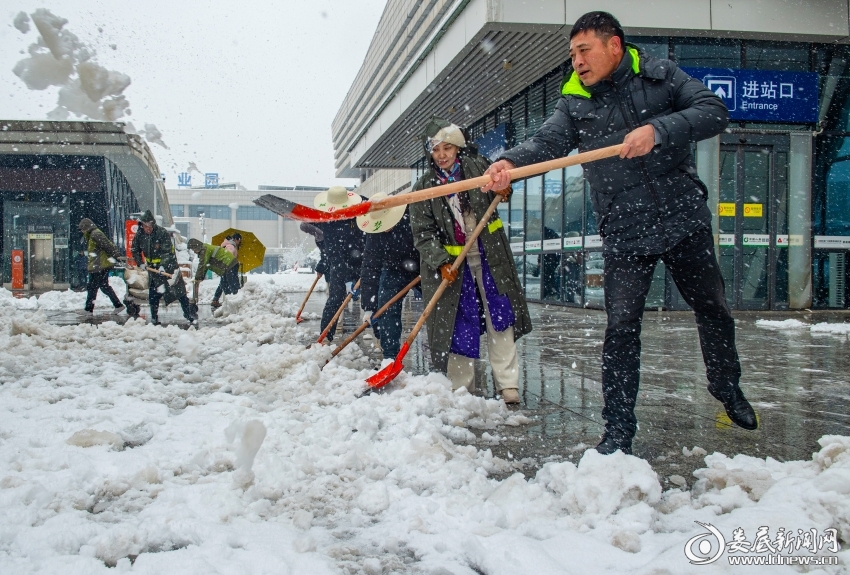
(446, 256, 519, 392)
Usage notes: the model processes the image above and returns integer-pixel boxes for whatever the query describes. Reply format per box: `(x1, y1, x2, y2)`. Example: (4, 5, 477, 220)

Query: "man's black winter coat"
(314, 218, 364, 284)
(500, 46, 729, 255)
(359, 207, 419, 312)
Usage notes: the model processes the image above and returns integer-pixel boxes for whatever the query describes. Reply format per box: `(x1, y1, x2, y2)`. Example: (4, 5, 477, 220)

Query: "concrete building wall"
(356, 169, 412, 198)
(334, 0, 850, 175)
(167, 188, 326, 252)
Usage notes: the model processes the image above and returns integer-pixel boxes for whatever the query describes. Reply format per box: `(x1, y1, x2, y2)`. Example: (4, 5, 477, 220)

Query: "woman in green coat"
(409, 118, 531, 403)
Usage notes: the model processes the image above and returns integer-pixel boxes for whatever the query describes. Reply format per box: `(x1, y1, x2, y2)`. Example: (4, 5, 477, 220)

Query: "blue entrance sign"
(681, 67, 819, 123)
(475, 123, 507, 162)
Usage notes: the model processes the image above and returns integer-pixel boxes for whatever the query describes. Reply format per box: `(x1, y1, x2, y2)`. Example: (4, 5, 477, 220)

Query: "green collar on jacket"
(561, 46, 640, 98)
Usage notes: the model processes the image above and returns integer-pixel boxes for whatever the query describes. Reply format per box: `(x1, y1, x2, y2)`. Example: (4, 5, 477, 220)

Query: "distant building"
(0, 120, 169, 291)
(167, 186, 354, 273)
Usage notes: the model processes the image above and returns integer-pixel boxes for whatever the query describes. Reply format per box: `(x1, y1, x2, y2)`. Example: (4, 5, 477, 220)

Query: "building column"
(789, 132, 813, 309)
(278, 215, 284, 248)
(230, 205, 237, 228)
(696, 135, 720, 248)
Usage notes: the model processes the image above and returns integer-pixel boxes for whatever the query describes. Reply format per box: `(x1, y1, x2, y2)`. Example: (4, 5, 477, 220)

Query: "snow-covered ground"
(0, 282, 848, 573)
(0, 270, 326, 313)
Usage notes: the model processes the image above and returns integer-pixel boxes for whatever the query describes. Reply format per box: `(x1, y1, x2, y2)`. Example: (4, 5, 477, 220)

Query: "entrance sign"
(475, 123, 507, 162)
(11, 250, 24, 289)
(743, 203, 763, 217)
(682, 67, 818, 123)
(719, 234, 735, 246)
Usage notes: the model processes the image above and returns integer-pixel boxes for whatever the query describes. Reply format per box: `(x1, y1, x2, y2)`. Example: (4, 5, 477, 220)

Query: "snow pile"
(0, 301, 848, 573)
(10, 9, 166, 148)
(0, 288, 38, 311)
(755, 318, 807, 330)
(811, 322, 850, 335)
(757, 318, 850, 337)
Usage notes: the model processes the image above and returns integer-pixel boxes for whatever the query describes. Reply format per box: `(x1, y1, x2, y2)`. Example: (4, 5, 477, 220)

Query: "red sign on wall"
(11, 250, 24, 290)
(125, 219, 138, 264)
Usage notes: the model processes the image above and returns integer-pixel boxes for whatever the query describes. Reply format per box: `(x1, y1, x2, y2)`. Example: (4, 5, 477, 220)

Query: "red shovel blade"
(366, 343, 410, 389)
(295, 315, 304, 324)
(254, 195, 373, 223)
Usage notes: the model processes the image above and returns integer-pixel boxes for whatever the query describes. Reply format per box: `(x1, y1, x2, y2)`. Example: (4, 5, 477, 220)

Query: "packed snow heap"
(0, 279, 847, 573)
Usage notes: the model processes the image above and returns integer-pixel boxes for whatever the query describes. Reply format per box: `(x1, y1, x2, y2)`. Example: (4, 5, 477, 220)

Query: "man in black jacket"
(131, 211, 196, 326)
(310, 187, 366, 342)
(358, 196, 419, 362)
(484, 11, 757, 455)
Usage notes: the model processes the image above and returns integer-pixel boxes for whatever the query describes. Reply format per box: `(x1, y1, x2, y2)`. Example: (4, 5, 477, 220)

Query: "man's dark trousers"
(149, 287, 194, 322)
(601, 225, 741, 440)
(321, 274, 346, 342)
(85, 270, 121, 312)
(372, 268, 417, 358)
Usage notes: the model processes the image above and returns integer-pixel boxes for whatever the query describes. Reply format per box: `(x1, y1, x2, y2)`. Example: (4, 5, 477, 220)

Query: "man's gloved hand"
(138, 262, 147, 271)
(363, 311, 372, 326)
(440, 263, 458, 284)
(167, 272, 179, 286)
(345, 281, 354, 294)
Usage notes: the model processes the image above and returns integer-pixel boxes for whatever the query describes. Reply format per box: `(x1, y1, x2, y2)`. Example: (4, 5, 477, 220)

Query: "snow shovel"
(254, 144, 623, 223)
(133, 265, 173, 279)
(314, 278, 361, 346)
(323, 275, 421, 368)
(366, 196, 503, 390)
(296, 273, 322, 324)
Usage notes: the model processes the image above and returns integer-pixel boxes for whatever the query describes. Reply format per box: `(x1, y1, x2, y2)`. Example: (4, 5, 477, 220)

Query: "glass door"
(719, 134, 789, 310)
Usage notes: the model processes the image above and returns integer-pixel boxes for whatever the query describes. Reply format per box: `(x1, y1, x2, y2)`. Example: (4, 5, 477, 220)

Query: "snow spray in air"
(10, 9, 168, 148)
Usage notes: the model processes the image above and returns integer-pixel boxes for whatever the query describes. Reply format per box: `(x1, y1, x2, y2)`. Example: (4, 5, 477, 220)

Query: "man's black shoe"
(709, 385, 758, 430)
(595, 433, 632, 455)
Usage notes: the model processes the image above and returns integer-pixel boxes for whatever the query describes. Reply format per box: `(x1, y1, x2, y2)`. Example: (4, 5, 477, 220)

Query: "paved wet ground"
(299, 293, 850, 486)
(40, 290, 850, 487)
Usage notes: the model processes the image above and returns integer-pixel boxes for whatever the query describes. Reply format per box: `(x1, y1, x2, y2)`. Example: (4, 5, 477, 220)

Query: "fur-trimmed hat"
(422, 116, 466, 153)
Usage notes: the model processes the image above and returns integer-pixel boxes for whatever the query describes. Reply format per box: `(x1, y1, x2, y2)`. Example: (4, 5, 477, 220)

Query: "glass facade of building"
(0, 155, 139, 290)
(413, 38, 850, 309)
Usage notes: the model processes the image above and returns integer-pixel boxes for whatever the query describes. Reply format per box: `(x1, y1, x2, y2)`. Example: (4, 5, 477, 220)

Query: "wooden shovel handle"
(370, 144, 623, 212)
(297, 274, 322, 317)
(330, 275, 421, 358)
(317, 278, 360, 344)
(402, 196, 503, 347)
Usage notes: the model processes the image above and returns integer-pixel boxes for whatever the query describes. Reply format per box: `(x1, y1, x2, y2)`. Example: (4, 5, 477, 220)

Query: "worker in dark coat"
(78, 218, 125, 314)
(484, 11, 756, 454)
(357, 196, 419, 362)
(311, 187, 365, 342)
(130, 210, 196, 326)
(410, 118, 531, 404)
